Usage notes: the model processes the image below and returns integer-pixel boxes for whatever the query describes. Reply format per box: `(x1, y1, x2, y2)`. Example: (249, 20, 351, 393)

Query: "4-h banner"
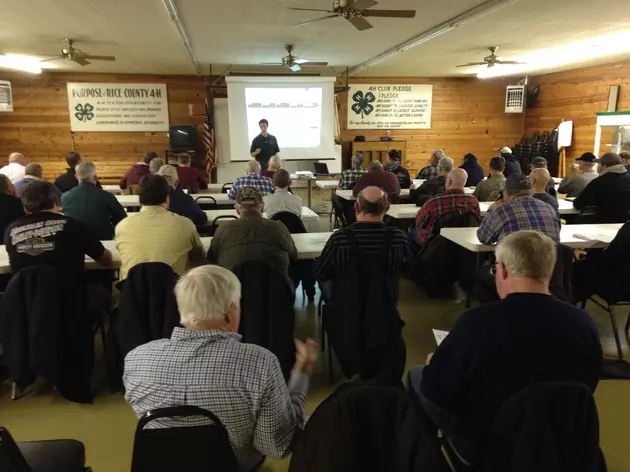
(347, 84, 432, 130)
(66, 83, 169, 132)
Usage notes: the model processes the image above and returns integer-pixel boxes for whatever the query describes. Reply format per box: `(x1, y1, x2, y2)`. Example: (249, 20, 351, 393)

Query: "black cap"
(531, 156, 547, 168)
(505, 173, 532, 191)
(596, 152, 622, 166)
(576, 152, 596, 163)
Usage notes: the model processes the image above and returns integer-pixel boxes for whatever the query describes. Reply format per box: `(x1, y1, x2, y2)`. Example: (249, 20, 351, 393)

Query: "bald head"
(8, 153, 25, 165)
(246, 160, 261, 175)
(355, 186, 388, 221)
(447, 168, 468, 189)
(530, 168, 550, 192)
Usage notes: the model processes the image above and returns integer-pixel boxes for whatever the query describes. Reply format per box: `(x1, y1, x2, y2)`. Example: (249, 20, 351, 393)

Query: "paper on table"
(572, 233, 612, 243)
(433, 329, 449, 346)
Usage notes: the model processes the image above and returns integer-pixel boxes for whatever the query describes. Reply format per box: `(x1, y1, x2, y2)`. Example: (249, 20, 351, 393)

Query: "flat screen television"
(169, 124, 197, 151)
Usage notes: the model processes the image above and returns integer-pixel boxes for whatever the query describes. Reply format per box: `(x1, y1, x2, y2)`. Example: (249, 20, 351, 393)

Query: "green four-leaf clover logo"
(351, 91, 376, 119)
(75, 103, 94, 122)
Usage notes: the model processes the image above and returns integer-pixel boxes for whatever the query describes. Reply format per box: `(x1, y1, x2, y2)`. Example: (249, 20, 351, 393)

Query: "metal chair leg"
(11, 382, 20, 400)
(608, 305, 624, 360)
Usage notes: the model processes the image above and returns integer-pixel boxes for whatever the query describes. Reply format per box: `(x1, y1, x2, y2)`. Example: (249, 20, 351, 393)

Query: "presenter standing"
(250, 119, 280, 171)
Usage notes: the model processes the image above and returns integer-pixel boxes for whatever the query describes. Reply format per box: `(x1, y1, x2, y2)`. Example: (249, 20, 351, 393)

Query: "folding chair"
(194, 196, 218, 210)
(221, 183, 233, 194)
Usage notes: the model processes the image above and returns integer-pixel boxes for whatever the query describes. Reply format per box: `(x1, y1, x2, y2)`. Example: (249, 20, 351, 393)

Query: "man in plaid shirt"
(228, 160, 275, 200)
(476, 174, 560, 245)
(124, 265, 317, 471)
(410, 169, 480, 250)
(338, 153, 366, 190)
(415, 149, 446, 180)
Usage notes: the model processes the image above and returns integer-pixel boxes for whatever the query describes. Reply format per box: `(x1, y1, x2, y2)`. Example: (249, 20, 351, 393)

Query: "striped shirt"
(115, 205, 203, 279)
(313, 222, 414, 281)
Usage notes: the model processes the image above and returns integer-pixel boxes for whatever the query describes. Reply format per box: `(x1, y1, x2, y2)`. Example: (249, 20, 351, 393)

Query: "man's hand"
(293, 338, 318, 376)
(566, 164, 578, 179)
(252, 148, 262, 157)
(426, 352, 434, 365)
(410, 183, 416, 190)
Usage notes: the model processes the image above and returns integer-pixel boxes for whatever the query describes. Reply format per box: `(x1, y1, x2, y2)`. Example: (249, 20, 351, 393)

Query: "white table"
(203, 206, 320, 225)
(106, 183, 227, 195)
(0, 232, 333, 275)
(102, 185, 122, 195)
(386, 204, 418, 219)
(479, 199, 578, 216)
(291, 173, 315, 208)
(117, 193, 233, 207)
(315, 180, 339, 190)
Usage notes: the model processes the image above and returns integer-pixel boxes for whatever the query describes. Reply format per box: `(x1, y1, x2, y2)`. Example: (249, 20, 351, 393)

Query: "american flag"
(204, 92, 217, 172)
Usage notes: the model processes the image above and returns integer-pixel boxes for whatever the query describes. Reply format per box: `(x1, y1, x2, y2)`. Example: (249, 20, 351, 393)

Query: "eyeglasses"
(490, 262, 499, 276)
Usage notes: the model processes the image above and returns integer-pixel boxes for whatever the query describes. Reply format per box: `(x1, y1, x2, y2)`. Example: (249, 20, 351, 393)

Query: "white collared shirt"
(263, 189, 303, 218)
(0, 162, 26, 184)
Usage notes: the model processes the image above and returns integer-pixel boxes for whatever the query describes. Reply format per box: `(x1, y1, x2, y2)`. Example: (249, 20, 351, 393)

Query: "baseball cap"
(236, 187, 263, 207)
(531, 156, 548, 168)
(596, 152, 622, 166)
(505, 173, 532, 191)
(575, 152, 597, 163)
(499, 146, 512, 155)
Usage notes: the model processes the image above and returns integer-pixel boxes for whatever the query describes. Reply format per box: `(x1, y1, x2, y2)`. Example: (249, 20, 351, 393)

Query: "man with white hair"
(0, 152, 26, 184)
(228, 160, 275, 200)
(407, 231, 602, 463)
(338, 153, 366, 190)
(261, 154, 283, 180)
(416, 149, 445, 180)
(157, 165, 208, 226)
(411, 155, 454, 206)
(123, 265, 317, 471)
(61, 162, 127, 240)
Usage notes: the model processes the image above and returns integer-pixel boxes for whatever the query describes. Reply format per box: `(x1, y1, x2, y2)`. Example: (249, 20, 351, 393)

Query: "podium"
(350, 141, 407, 167)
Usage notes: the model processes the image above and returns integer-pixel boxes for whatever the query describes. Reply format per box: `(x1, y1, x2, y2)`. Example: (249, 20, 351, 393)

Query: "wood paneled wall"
(525, 60, 630, 162)
(0, 72, 205, 183)
(338, 77, 525, 175)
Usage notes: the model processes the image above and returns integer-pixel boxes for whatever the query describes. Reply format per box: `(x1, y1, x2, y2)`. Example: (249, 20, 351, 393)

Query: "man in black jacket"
(573, 152, 630, 223)
(0, 174, 24, 240)
(410, 156, 453, 206)
(500, 147, 521, 178)
(383, 150, 411, 189)
(157, 165, 208, 226)
(54, 152, 83, 193)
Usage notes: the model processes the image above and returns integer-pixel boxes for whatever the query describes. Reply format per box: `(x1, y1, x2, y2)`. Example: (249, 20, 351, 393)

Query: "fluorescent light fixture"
(397, 26, 455, 52)
(477, 30, 630, 79)
(0, 54, 42, 74)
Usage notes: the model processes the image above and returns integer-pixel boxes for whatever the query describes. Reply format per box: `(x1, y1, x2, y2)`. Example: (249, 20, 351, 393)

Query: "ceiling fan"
(259, 45, 328, 72)
(289, 0, 416, 31)
(39, 38, 116, 66)
(456, 46, 525, 69)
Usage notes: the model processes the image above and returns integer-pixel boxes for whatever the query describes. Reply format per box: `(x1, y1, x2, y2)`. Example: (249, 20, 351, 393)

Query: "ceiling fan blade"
(73, 56, 90, 66)
(348, 15, 373, 31)
(456, 62, 488, 67)
(351, 0, 378, 10)
(294, 14, 339, 27)
(289, 64, 301, 72)
(496, 60, 525, 65)
(38, 56, 63, 63)
(287, 7, 333, 12)
(301, 61, 329, 66)
(258, 62, 285, 65)
(82, 54, 116, 62)
(362, 9, 415, 18)
(294, 58, 310, 64)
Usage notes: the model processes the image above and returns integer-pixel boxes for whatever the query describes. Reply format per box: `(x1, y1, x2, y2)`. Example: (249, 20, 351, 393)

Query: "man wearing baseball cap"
(558, 152, 598, 198)
(498, 147, 521, 178)
(573, 152, 630, 223)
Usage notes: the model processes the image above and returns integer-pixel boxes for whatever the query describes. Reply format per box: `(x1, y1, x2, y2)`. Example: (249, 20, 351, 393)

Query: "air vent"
(505, 85, 525, 113)
(0, 80, 13, 112)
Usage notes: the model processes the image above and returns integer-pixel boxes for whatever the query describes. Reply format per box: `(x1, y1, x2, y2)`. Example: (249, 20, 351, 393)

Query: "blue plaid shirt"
(476, 195, 561, 245)
(228, 174, 275, 200)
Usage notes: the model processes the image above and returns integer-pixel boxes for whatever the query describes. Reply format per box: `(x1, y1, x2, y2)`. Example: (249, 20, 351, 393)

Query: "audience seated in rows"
(407, 231, 602, 464)
(530, 156, 557, 197)
(120, 151, 157, 190)
(408, 168, 480, 253)
(148, 157, 164, 174)
(530, 167, 559, 212)
(261, 154, 282, 180)
(558, 152, 598, 197)
(353, 160, 400, 199)
(574, 152, 630, 223)
(115, 174, 205, 280)
(382, 150, 411, 189)
(477, 173, 561, 244)
(337, 153, 366, 190)
(123, 264, 317, 472)
(473, 156, 506, 201)
(176, 153, 207, 192)
(415, 149, 445, 180)
(157, 165, 208, 226)
(263, 169, 303, 219)
(500, 146, 521, 178)
(459, 153, 484, 187)
(0, 152, 26, 184)
(410, 156, 453, 206)
(55, 152, 83, 193)
(228, 160, 274, 200)
(208, 187, 296, 277)
(0, 175, 25, 238)
(61, 162, 127, 240)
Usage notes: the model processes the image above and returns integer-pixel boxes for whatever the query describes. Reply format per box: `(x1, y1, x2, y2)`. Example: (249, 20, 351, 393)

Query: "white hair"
(351, 154, 364, 169)
(495, 231, 557, 284)
(431, 149, 446, 162)
(157, 165, 179, 189)
(247, 160, 261, 175)
(268, 155, 282, 170)
(75, 162, 97, 182)
(149, 157, 164, 174)
(175, 265, 241, 326)
(438, 156, 454, 173)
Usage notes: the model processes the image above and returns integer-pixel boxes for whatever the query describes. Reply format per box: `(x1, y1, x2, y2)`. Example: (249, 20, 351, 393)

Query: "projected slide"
(245, 87, 322, 148)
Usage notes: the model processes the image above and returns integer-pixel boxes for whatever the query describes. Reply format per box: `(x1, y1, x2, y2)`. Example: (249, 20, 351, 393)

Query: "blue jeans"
(406, 229, 422, 254)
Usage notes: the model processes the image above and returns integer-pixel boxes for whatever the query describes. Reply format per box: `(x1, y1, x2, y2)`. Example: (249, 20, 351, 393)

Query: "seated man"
(176, 153, 207, 192)
(0, 175, 25, 238)
(149, 157, 164, 174)
(477, 174, 561, 244)
(573, 152, 630, 223)
(0, 152, 26, 184)
(459, 153, 484, 187)
(530, 156, 557, 197)
(263, 169, 303, 219)
(54, 152, 83, 193)
(473, 156, 506, 202)
(530, 167, 559, 211)
(261, 154, 282, 180)
(338, 154, 366, 190)
(208, 187, 297, 277)
(407, 231, 602, 463)
(558, 152, 598, 198)
(228, 160, 275, 200)
(61, 162, 128, 240)
(14, 163, 43, 196)
(415, 149, 445, 180)
(383, 150, 411, 189)
(352, 161, 400, 199)
(408, 169, 480, 252)
(115, 174, 205, 280)
(410, 156, 454, 206)
(157, 165, 208, 226)
(120, 151, 157, 190)
(500, 147, 521, 178)
(124, 264, 317, 472)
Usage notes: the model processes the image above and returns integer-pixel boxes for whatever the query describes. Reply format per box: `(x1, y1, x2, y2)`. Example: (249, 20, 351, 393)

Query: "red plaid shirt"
(415, 189, 480, 245)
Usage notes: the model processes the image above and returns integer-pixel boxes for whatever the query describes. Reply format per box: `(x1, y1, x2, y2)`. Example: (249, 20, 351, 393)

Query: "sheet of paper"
(433, 329, 449, 346)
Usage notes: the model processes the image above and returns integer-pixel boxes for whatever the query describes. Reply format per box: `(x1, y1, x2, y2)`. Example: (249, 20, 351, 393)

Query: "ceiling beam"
(161, 0, 201, 75)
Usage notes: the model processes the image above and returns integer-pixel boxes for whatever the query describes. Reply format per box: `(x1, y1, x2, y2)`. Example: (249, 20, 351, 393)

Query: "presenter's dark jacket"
(251, 133, 280, 166)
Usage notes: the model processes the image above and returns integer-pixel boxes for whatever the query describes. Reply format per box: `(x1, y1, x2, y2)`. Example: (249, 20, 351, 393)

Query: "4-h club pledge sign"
(347, 84, 433, 130)
(66, 83, 169, 132)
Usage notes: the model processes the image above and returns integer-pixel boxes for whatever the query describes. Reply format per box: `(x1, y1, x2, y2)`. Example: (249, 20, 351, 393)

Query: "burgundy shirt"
(176, 166, 207, 191)
(120, 164, 150, 189)
(352, 169, 401, 198)
(261, 170, 276, 180)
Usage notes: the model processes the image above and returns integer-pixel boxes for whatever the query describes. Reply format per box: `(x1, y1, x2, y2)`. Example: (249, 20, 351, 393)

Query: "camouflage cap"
(236, 187, 263, 207)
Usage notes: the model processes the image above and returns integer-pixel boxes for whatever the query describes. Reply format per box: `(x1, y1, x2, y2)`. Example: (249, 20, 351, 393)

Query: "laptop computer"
(313, 163, 331, 176)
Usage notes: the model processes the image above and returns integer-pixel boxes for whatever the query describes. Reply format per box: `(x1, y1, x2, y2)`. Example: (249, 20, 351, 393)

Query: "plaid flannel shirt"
(124, 328, 308, 471)
(338, 169, 366, 190)
(416, 164, 439, 181)
(476, 195, 561, 245)
(415, 189, 481, 245)
(228, 174, 275, 200)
